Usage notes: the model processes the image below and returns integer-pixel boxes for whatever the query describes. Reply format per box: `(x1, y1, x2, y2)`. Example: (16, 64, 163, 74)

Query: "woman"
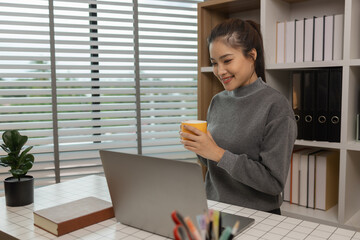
(180, 19, 297, 214)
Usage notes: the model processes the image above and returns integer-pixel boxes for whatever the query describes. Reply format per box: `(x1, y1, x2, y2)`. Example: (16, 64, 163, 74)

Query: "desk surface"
(0, 175, 359, 240)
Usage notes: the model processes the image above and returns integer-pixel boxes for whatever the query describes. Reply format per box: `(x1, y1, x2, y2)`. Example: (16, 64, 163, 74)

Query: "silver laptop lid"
(100, 150, 208, 238)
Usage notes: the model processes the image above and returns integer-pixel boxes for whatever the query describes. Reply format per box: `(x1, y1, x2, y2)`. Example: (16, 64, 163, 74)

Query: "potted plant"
(0, 130, 35, 206)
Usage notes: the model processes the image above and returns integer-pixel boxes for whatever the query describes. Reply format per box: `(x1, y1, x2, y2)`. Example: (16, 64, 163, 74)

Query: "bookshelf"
(197, 0, 360, 231)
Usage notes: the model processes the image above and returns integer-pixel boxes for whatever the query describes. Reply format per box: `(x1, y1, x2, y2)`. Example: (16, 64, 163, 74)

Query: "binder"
(315, 68, 329, 141)
(292, 71, 304, 139)
(307, 152, 316, 208)
(295, 19, 304, 63)
(291, 150, 302, 204)
(285, 20, 295, 63)
(333, 14, 344, 60)
(304, 17, 315, 62)
(314, 16, 324, 62)
(328, 68, 342, 142)
(302, 70, 316, 140)
(299, 149, 315, 207)
(284, 156, 291, 202)
(276, 21, 285, 63)
(307, 150, 323, 208)
(324, 15, 334, 61)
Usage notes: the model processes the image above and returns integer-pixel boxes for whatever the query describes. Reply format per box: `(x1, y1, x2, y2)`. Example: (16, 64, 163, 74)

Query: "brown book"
(315, 151, 340, 211)
(33, 197, 114, 236)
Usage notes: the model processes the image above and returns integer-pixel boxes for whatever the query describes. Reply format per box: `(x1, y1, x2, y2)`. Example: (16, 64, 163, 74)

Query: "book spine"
(57, 207, 114, 236)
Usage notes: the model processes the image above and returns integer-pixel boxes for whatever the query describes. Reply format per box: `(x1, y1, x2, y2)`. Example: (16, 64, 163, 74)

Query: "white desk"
(0, 175, 359, 240)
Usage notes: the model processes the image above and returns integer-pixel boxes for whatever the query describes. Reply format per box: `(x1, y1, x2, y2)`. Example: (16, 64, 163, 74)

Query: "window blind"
(53, 0, 137, 181)
(138, 0, 200, 159)
(0, 0, 202, 195)
(0, 0, 56, 189)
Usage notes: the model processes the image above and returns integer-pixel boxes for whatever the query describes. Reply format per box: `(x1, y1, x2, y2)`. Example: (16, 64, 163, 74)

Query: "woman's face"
(209, 38, 258, 91)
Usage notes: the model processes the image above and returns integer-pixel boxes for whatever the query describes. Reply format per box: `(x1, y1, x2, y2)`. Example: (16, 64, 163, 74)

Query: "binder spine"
(292, 71, 304, 139)
(302, 70, 316, 140)
(328, 68, 342, 142)
(315, 69, 329, 141)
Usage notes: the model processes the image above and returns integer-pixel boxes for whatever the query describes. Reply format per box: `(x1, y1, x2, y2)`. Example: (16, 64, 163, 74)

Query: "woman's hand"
(180, 125, 225, 162)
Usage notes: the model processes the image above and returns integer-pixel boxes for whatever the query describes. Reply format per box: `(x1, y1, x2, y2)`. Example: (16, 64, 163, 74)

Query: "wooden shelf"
(294, 140, 341, 149)
(350, 59, 360, 66)
(345, 207, 360, 231)
(199, 0, 260, 14)
(197, 0, 360, 229)
(201, 66, 213, 73)
(266, 61, 344, 70)
(346, 141, 360, 151)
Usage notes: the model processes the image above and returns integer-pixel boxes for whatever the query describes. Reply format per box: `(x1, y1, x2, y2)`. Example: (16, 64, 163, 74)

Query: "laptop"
(100, 150, 254, 238)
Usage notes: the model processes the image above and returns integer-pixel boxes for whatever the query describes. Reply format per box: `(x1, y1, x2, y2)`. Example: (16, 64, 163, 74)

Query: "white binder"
(304, 17, 315, 62)
(295, 19, 304, 63)
(285, 20, 295, 63)
(314, 16, 324, 62)
(333, 14, 344, 60)
(324, 15, 334, 61)
(276, 21, 285, 63)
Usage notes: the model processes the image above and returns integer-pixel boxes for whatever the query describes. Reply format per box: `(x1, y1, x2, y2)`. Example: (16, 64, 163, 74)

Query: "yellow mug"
(180, 120, 207, 140)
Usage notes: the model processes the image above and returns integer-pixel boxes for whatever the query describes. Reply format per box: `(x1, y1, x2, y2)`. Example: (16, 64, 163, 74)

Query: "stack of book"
(283, 149, 339, 211)
(292, 67, 342, 142)
(276, 14, 344, 63)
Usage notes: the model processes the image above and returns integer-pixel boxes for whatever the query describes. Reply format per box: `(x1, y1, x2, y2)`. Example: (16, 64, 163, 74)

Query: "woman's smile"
(221, 76, 233, 84)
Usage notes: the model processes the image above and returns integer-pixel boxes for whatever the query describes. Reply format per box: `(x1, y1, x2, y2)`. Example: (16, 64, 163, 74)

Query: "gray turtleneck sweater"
(198, 77, 297, 212)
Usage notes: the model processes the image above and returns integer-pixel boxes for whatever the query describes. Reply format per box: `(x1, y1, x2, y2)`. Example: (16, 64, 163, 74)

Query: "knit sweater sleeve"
(217, 115, 297, 196)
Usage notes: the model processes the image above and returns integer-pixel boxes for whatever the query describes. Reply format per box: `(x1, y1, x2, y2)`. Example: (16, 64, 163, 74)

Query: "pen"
(219, 226, 232, 240)
(206, 210, 213, 240)
(174, 225, 189, 240)
(212, 210, 220, 240)
(171, 211, 194, 240)
(208, 220, 213, 240)
(230, 220, 240, 237)
(196, 214, 207, 240)
(184, 216, 202, 240)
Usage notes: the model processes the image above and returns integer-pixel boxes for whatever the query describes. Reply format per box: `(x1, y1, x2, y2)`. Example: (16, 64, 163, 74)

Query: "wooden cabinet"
(197, 0, 360, 231)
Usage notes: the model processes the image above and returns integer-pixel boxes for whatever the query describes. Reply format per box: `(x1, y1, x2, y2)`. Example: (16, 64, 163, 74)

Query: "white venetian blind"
(0, 0, 56, 189)
(53, 0, 137, 181)
(138, 0, 200, 160)
(0, 0, 202, 195)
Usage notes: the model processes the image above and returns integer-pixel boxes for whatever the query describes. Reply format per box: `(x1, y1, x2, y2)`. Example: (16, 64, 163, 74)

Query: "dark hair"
(207, 18, 266, 82)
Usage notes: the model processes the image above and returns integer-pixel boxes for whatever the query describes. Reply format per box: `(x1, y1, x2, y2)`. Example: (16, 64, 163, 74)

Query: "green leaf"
(17, 135, 28, 151)
(0, 156, 10, 165)
(2, 130, 28, 153)
(1, 155, 16, 166)
(19, 154, 34, 168)
(20, 161, 33, 171)
(26, 154, 35, 164)
(0, 162, 9, 167)
(21, 146, 33, 156)
(10, 169, 26, 179)
(1, 144, 10, 153)
(2, 131, 15, 151)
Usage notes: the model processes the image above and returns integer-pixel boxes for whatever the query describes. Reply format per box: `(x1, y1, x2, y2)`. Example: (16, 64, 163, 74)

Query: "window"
(0, 0, 201, 194)
(138, 0, 199, 158)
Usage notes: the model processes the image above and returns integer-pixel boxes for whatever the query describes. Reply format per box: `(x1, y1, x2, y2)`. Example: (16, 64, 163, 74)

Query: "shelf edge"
(266, 61, 345, 70)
